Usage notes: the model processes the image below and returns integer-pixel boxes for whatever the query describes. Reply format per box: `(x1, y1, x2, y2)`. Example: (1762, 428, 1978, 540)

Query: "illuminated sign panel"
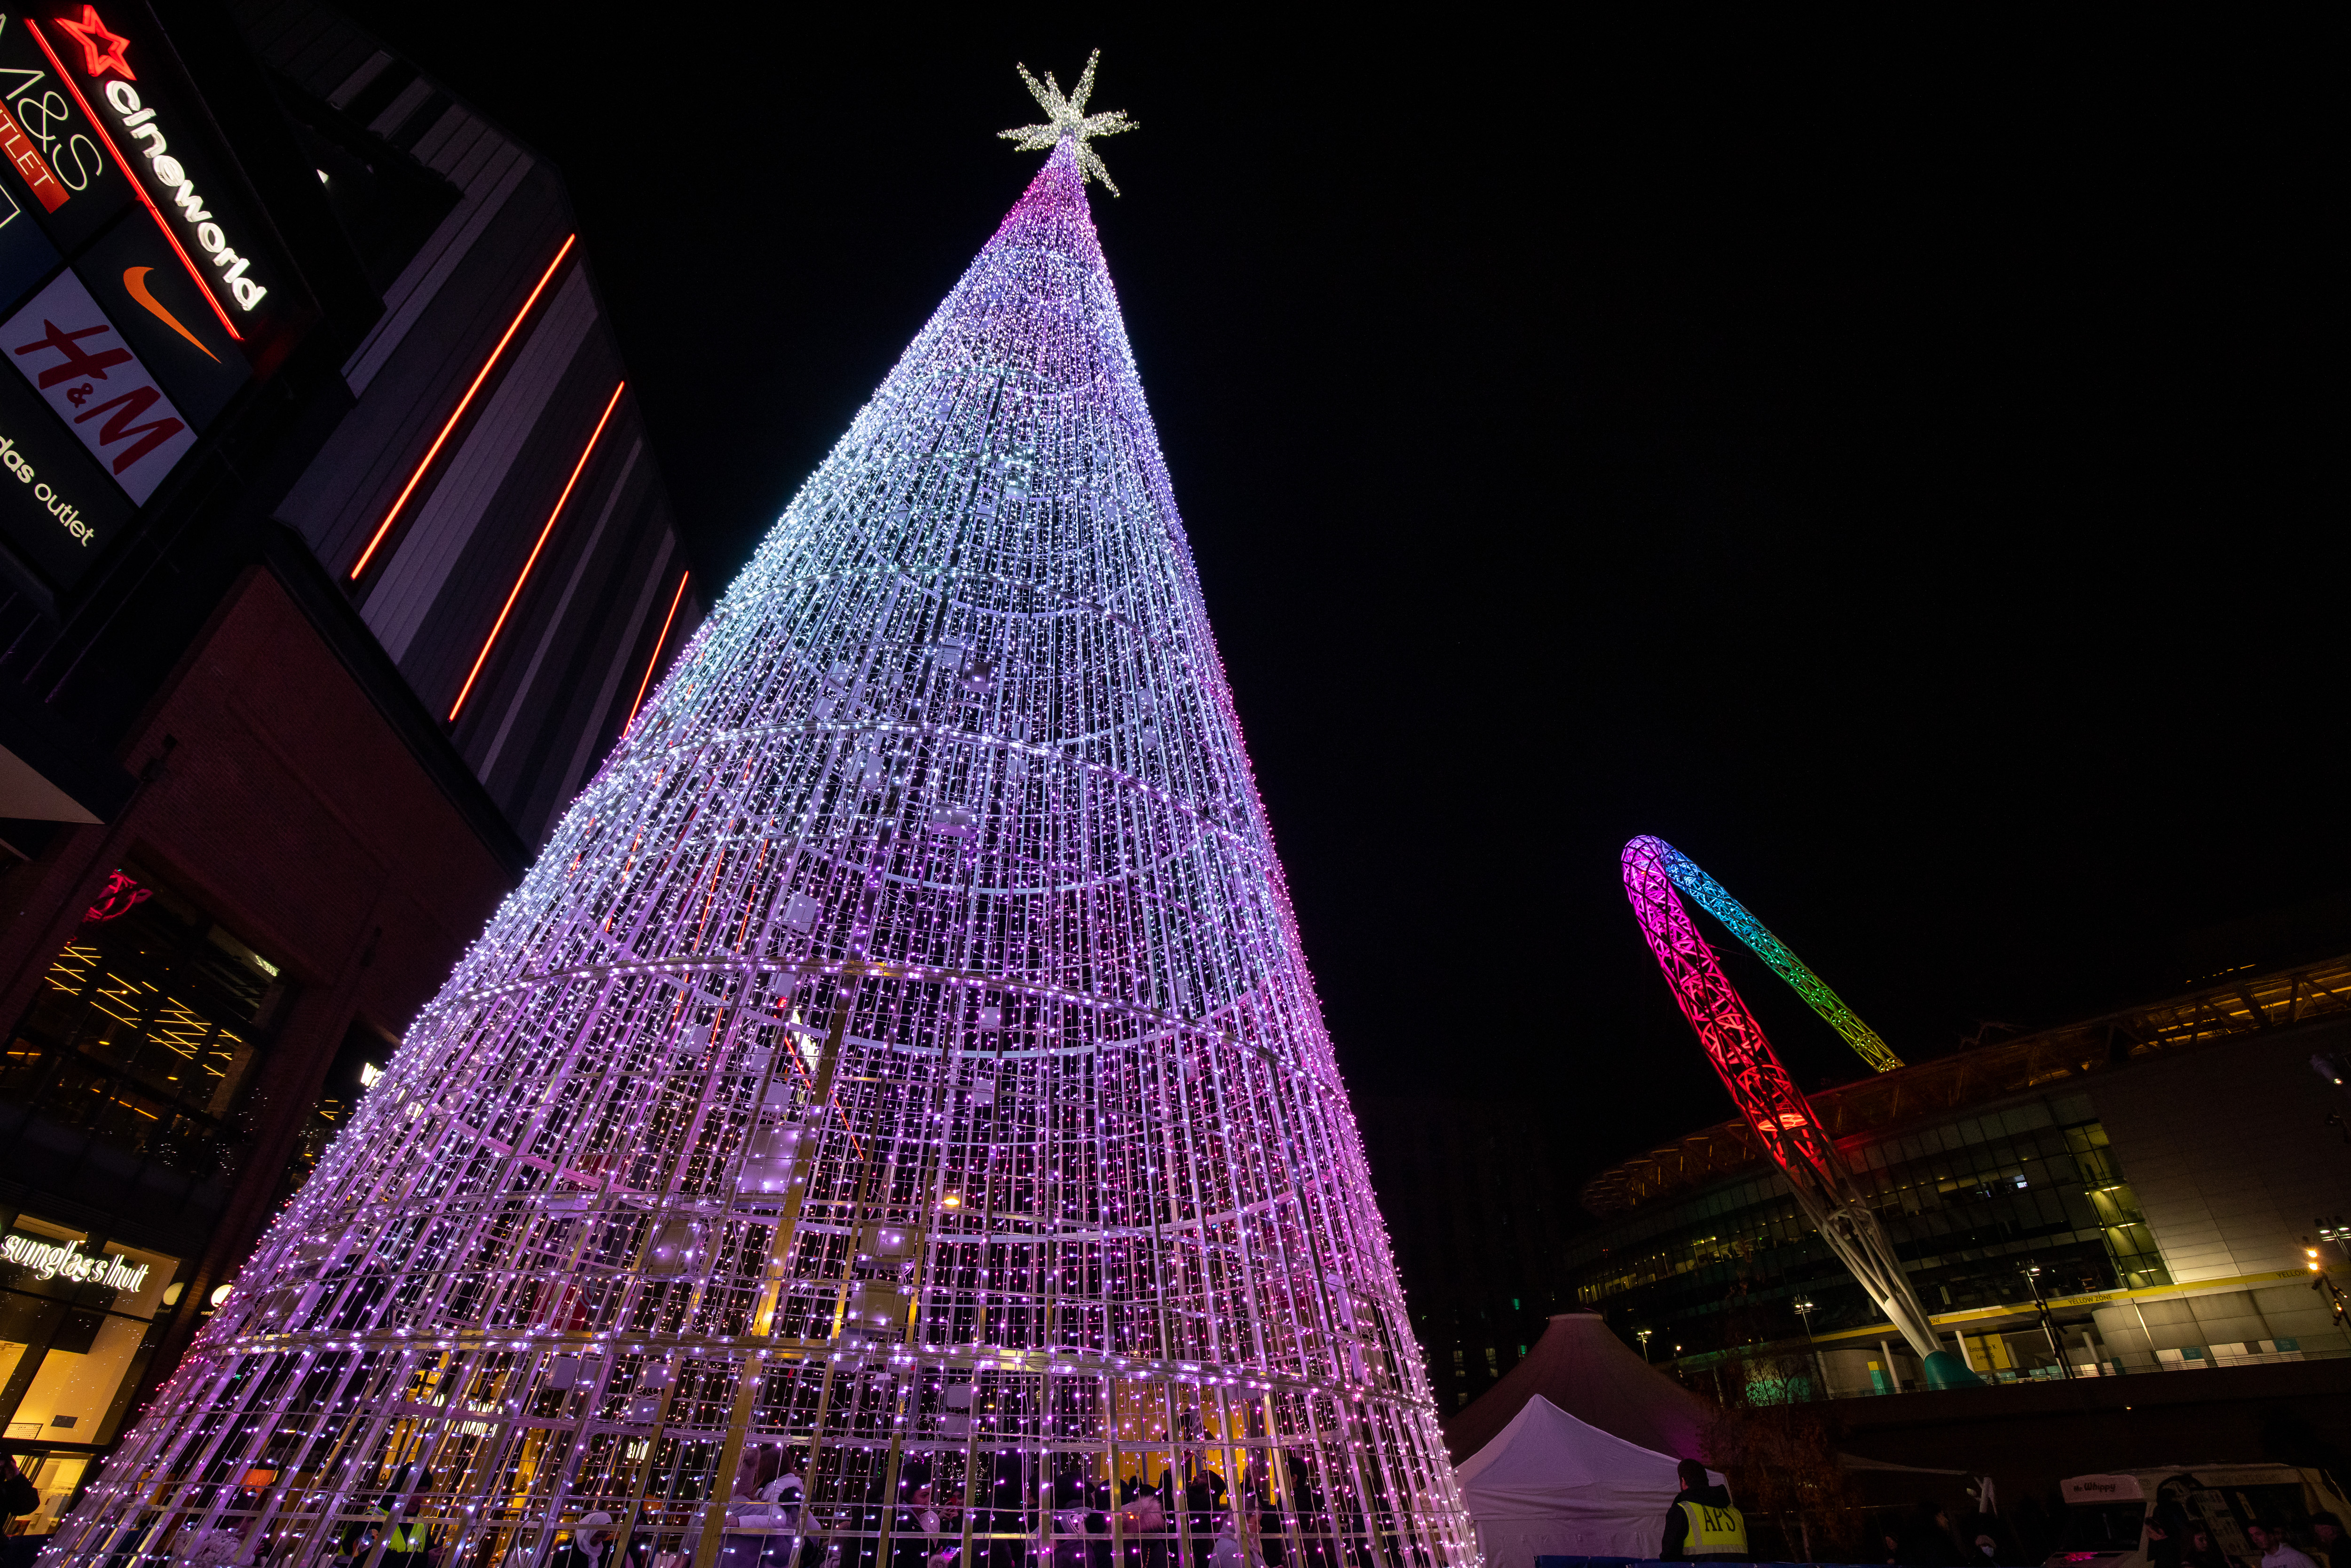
(36, 3, 313, 373)
(3, 266, 194, 500)
(77, 203, 246, 425)
(0, 6, 311, 372)
(0, 12, 132, 252)
(0, 98, 66, 211)
(0, 169, 61, 313)
(97, 75, 269, 317)
(0, 351, 132, 591)
(0, 4, 308, 606)
(0, 1229, 151, 1290)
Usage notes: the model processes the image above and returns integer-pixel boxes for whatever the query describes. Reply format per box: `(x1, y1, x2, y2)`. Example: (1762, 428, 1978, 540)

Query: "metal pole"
(1793, 1300, 1828, 1400)
(2022, 1266, 2071, 1379)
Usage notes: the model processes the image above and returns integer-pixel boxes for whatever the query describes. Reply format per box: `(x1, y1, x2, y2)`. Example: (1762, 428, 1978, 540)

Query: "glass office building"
(1568, 1091, 2166, 1351)
(1560, 959, 2351, 1396)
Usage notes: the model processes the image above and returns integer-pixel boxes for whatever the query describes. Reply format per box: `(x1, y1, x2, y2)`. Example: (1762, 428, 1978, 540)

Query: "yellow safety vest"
(1678, 1500, 1749, 1558)
(354, 1507, 431, 1555)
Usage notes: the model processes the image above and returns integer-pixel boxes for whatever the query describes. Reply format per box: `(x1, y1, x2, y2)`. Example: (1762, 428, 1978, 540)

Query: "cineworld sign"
(99, 76, 264, 312)
(1, 1230, 151, 1290)
(16, 1, 317, 372)
(39, 3, 276, 316)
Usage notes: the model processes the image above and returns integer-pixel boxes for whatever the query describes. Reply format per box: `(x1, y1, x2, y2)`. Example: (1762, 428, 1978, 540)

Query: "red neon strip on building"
(25, 20, 239, 340)
(448, 380, 627, 722)
(627, 571, 691, 732)
(348, 234, 577, 581)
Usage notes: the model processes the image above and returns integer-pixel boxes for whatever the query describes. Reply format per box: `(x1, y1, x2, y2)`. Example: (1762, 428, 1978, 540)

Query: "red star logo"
(52, 6, 134, 80)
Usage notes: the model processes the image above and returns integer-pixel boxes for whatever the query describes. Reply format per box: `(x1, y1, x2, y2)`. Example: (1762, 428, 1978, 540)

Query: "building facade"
(1565, 959, 2351, 1401)
(240, 0, 699, 847)
(0, 0, 698, 1530)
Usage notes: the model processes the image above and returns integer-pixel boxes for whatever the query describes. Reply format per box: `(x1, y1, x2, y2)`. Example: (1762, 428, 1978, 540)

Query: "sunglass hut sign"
(2, 1230, 151, 1291)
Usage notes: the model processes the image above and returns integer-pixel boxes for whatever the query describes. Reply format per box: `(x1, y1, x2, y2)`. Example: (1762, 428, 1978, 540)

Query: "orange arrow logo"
(123, 266, 219, 362)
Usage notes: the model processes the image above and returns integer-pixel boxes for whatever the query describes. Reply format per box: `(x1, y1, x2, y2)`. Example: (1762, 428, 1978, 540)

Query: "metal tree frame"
(1619, 836, 1952, 1367)
(52, 134, 1474, 1568)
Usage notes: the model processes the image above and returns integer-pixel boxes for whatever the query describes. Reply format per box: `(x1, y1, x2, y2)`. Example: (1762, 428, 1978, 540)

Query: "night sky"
(331, 12, 2338, 1187)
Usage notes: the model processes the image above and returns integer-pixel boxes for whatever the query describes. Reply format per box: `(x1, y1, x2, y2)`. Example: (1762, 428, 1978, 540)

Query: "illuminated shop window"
(13, 1453, 89, 1536)
(0, 865, 284, 1178)
(279, 1022, 395, 1201)
(0, 1210, 179, 1462)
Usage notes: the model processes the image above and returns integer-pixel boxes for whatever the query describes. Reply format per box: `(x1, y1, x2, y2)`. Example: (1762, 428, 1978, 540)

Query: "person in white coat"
(2248, 1521, 2318, 1568)
(1208, 1518, 1253, 1568)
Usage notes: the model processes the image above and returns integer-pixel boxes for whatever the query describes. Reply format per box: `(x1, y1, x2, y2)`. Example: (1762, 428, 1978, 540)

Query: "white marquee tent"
(1454, 1393, 1725, 1567)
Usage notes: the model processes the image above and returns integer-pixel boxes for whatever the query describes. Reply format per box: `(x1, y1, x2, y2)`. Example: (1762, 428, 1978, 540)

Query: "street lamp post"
(1636, 1328, 1653, 1363)
(2309, 1221, 2350, 1330)
(2021, 1264, 2073, 1379)
(1794, 1297, 1828, 1399)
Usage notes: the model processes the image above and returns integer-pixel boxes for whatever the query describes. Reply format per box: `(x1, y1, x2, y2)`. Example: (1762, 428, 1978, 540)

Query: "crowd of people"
(1859, 1503, 2345, 1568)
(184, 1447, 2346, 1568)
(692, 1449, 1324, 1568)
(1653, 1459, 2348, 1568)
(1868, 1501, 2020, 1566)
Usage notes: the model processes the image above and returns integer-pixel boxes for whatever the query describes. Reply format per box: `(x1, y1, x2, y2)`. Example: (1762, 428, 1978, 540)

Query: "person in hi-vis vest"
(1662, 1458, 1750, 1562)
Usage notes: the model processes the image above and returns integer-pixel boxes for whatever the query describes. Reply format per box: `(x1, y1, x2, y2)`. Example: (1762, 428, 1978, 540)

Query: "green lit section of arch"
(1655, 842, 1905, 1073)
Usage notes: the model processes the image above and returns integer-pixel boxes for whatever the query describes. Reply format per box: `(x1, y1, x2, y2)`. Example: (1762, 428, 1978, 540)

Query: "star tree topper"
(999, 50, 1135, 195)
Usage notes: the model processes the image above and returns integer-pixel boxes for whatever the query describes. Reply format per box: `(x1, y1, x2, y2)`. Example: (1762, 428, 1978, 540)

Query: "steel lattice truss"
(1619, 836, 1947, 1361)
(1647, 843, 1902, 1075)
(57, 139, 1474, 1568)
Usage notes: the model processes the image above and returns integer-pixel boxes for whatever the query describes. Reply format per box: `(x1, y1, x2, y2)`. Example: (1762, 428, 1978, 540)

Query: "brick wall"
(0, 561, 514, 1391)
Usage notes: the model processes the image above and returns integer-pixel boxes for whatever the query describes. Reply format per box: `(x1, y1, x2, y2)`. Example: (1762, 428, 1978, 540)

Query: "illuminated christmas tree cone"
(55, 70, 1476, 1568)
